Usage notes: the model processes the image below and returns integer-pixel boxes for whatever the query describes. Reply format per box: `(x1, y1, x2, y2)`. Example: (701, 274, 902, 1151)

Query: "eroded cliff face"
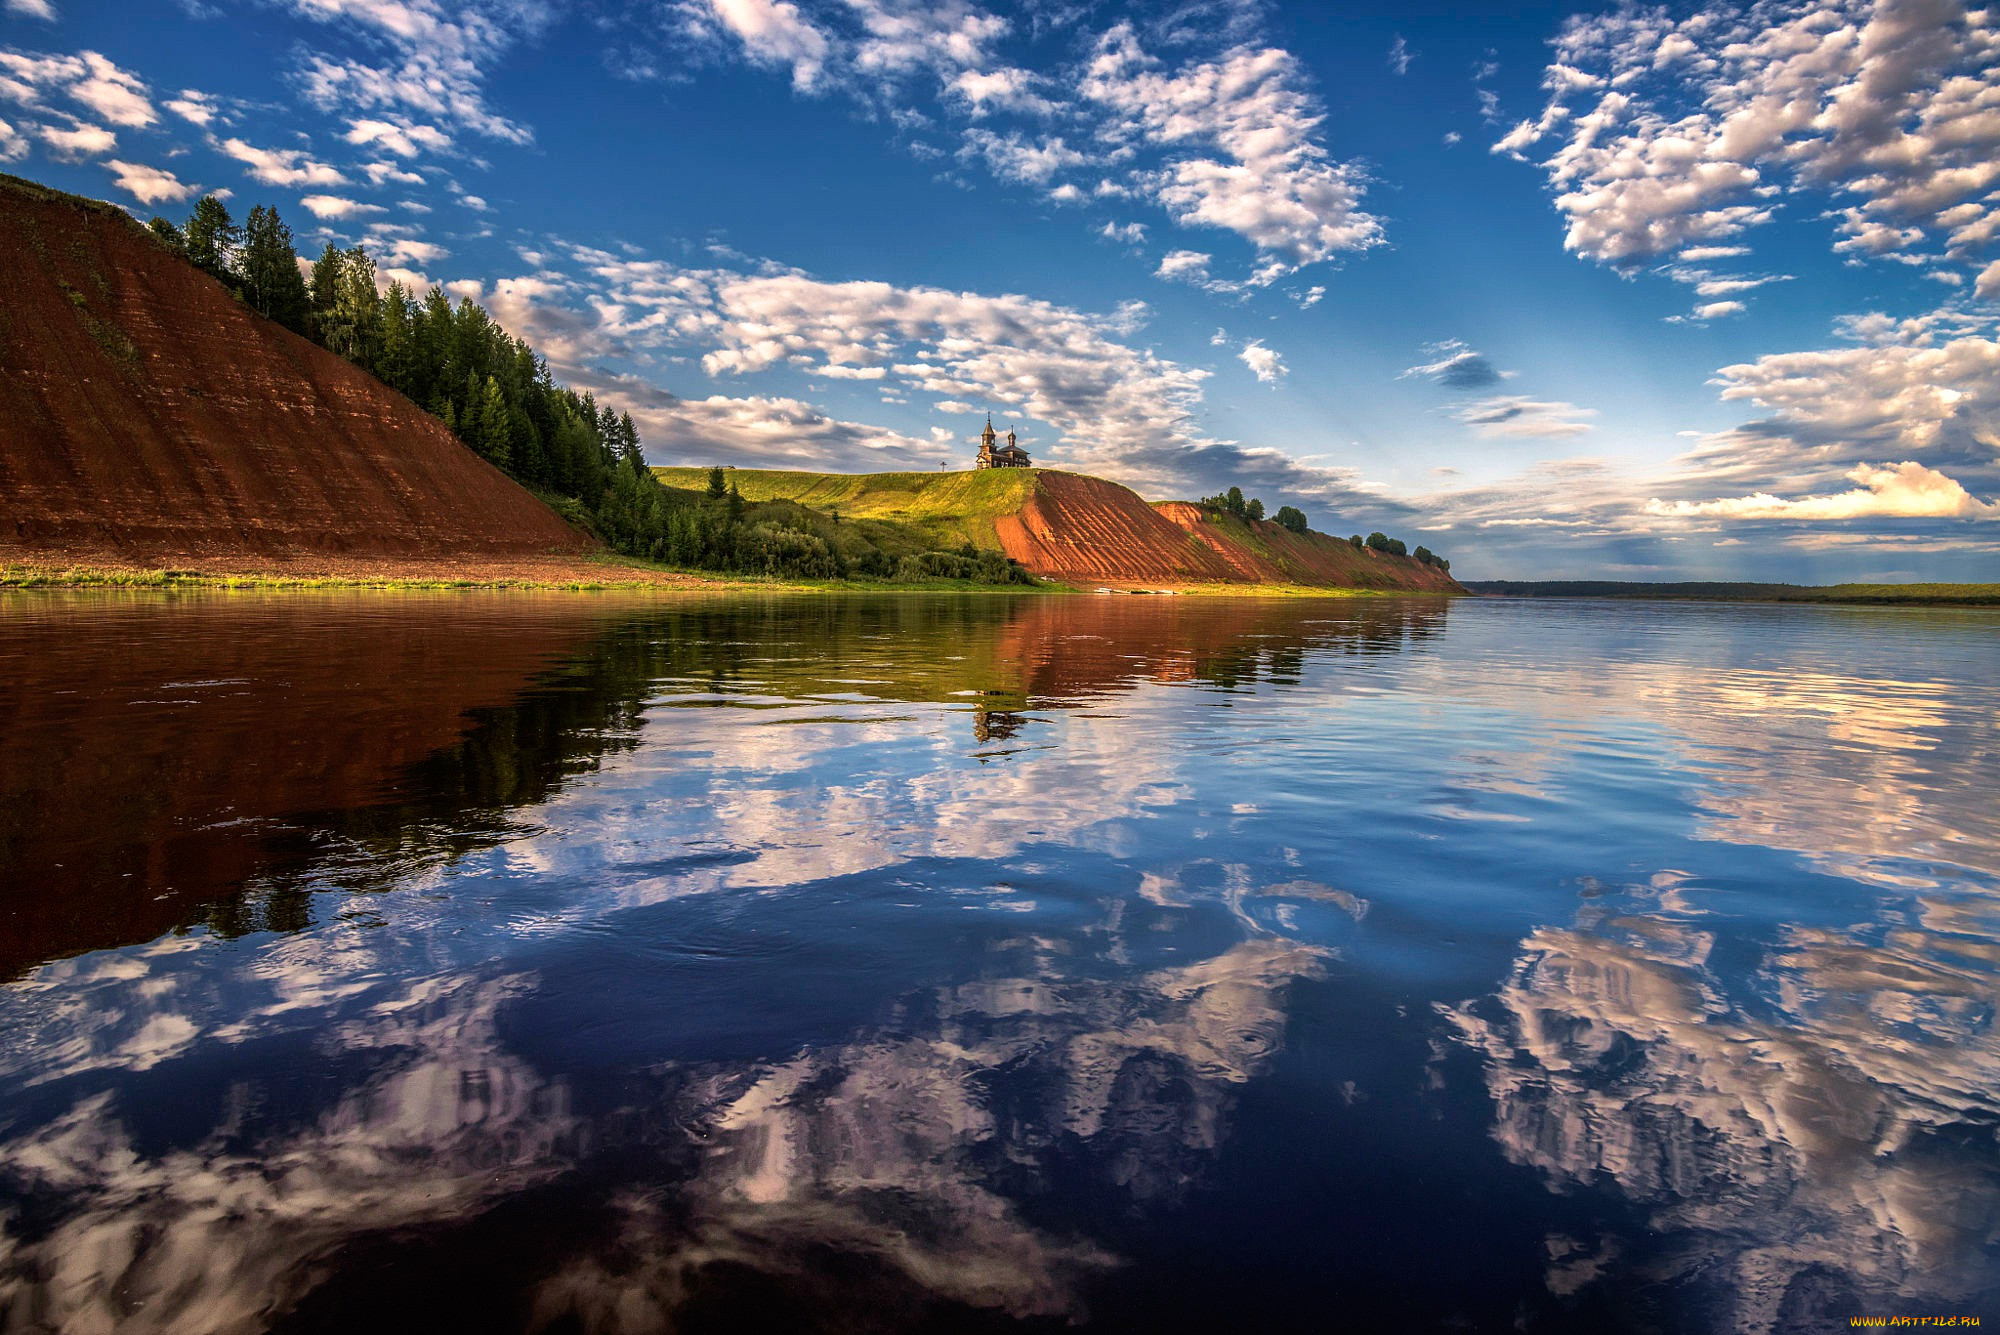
(0, 178, 588, 568)
(997, 471, 1460, 592)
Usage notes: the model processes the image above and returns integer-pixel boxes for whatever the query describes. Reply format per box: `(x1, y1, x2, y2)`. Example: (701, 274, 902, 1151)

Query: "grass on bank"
(0, 560, 1072, 593)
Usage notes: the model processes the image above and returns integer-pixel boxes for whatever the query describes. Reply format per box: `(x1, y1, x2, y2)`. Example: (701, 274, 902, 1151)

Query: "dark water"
(1, 591, 1996, 1335)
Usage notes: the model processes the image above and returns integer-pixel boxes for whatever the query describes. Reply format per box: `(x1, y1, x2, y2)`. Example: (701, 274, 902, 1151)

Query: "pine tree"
(146, 216, 187, 257)
(475, 376, 511, 469)
(239, 205, 310, 334)
(182, 195, 241, 285)
(707, 466, 727, 499)
(337, 247, 381, 368)
(308, 244, 346, 349)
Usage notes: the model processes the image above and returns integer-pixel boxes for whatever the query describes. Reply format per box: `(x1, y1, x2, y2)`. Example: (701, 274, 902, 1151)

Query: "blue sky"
(4, 0, 1998, 580)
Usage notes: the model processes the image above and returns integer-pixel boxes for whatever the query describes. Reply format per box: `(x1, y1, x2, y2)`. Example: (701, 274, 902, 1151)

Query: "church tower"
(973, 413, 1032, 469)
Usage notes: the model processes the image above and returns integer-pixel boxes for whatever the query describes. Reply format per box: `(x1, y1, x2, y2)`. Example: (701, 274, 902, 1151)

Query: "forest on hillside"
(144, 196, 1033, 586)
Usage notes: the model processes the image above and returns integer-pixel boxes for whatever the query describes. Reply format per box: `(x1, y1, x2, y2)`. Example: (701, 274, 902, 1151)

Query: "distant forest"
(1465, 581, 2000, 605)
(144, 197, 1032, 586)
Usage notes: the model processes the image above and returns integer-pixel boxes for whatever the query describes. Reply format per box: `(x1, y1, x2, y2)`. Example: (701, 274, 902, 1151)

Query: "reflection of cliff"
(0, 592, 642, 978)
(0, 922, 1330, 1332)
(1443, 889, 2000, 1333)
(1, 593, 1443, 974)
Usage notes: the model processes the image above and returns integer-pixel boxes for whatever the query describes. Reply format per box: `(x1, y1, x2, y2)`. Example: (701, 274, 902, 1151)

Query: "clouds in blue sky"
(1, 0, 1998, 578)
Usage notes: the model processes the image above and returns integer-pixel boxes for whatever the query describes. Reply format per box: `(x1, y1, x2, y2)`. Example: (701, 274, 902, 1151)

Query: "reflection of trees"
(0, 919, 1330, 1333)
(2, 594, 1445, 974)
(1443, 890, 2000, 1333)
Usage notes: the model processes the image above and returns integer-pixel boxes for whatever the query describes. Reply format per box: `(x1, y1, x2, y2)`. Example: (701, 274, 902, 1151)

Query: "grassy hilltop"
(652, 466, 1038, 551)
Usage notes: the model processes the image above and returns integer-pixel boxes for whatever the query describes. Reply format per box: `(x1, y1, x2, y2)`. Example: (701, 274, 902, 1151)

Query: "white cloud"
(344, 116, 449, 157)
(372, 235, 447, 264)
(38, 120, 114, 160)
(164, 89, 217, 126)
(1154, 249, 1211, 281)
(701, 0, 830, 89)
(0, 117, 25, 162)
(1081, 25, 1382, 269)
(299, 193, 385, 219)
(69, 51, 155, 126)
(1498, 0, 2000, 287)
(284, 0, 546, 144)
(1239, 339, 1286, 385)
(0, 49, 154, 126)
(1979, 259, 2000, 300)
(1688, 300, 1745, 320)
(948, 66, 1054, 116)
(361, 158, 424, 186)
(219, 137, 349, 187)
(1388, 35, 1412, 76)
(1099, 220, 1146, 244)
(5, 0, 57, 20)
(1453, 395, 1597, 439)
(1645, 461, 1998, 519)
(107, 159, 195, 206)
(959, 128, 1090, 184)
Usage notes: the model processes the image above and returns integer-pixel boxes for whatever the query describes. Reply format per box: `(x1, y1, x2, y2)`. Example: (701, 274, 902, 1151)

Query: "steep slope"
(657, 466, 1459, 591)
(993, 471, 1246, 584)
(0, 176, 588, 569)
(1154, 501, 1462, 593)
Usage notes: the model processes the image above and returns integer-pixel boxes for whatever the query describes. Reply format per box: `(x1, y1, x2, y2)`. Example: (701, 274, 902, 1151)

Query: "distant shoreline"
(1464, 580, 2000, 607)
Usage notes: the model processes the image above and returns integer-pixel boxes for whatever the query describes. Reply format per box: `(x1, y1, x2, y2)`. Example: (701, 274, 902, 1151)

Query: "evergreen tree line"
(144, 196, 1029, 585)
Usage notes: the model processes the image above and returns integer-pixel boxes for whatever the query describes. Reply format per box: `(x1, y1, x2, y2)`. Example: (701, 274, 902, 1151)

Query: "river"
(1, 591, 1995, 1333)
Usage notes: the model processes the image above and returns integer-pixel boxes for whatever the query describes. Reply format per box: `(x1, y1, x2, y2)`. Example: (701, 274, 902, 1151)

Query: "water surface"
(1, 591, 1996, 1334)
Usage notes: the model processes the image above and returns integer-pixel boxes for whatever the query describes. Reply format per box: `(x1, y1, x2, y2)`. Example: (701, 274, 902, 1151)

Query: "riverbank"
(2, 560, 1463, 595)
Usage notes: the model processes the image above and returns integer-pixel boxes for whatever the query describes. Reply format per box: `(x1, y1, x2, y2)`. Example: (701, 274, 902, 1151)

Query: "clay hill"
(654, 467, 1462, 593)
(0, 174, 590, 575)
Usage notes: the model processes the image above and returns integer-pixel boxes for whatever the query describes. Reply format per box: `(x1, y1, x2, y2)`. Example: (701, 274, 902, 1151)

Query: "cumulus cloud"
(0, 49, 155, 127)
(1401, 339, 1508, 390)
(164, 89, 218, 126)
(0, 116, 25, 162)
(1496, 0, 2000, 290)
(1979, 259, 2000, 300)
(1081, 24, 1382, 270)
(344, 115, 449, 158)
(1645, 460, 1999, 519)
(1239, 340, 1286, 385)
(106, 159, 195, 205)
(661, 6, 1379, 284)
(298, 193, 385, 219)
(284, 0, 547, 144)
(1453, 395, 1597, 439)
(37, 120, 114, 160)
(219, 136, 349, 187)
(1154, 249, 1211, 282)
(958, 128, 1091, 184)
(701, 0, 831, 89)
(1099, 220, 1146, 244)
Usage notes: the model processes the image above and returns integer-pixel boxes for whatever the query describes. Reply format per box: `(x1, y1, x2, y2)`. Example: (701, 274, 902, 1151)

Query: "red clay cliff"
(0, 176, 591, 573)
